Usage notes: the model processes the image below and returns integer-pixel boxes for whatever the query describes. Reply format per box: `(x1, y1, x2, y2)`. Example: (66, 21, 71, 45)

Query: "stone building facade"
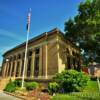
(1, 28, 81, 80)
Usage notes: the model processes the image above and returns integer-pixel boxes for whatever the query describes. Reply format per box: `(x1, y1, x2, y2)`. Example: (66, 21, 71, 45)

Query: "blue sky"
(0, 0, 84, 65)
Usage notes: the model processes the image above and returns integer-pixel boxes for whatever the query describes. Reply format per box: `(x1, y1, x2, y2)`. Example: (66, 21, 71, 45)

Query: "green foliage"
(53, 70, 90, 93)
(25, 82, 38, 90)
(48, 82, 60, 95)
(64, 0, 100, 64)
(4, 79, 16, 93)
(4, 79, 39, 92)
(13, 79, 22, 87)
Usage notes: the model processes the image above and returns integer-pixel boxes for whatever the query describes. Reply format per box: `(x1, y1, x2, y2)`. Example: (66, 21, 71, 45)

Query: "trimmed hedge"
(53, 70, 90, 93)
(48, 82, 59, 95)
(14, 79, 22, 87)
(25, 82, 39, 90)
(4, 79, 16, 92)
(4, 79, 39, 92)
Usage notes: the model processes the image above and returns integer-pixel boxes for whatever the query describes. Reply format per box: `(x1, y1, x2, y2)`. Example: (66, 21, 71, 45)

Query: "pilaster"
(39, 47, 42, 78)
(9, 62, 13, 77)
(6, 62, 9, 77)
(45, 43, 48, 79)
(2, 64, 6, 78)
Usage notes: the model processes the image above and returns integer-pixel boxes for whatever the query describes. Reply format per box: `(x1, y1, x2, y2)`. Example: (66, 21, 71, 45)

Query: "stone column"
(39, 47, 42, 78)
(11, 61, 14, 77)
(1, 59, 5, 77)
(57, 35, 61, 73)
(2, 63, 6, 78)
(9, 61, 13, 77)
(24, 59, 28, 78)
(6, 62, 10, 77)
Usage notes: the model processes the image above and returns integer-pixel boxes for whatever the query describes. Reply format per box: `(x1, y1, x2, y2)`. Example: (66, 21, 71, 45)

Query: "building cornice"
(3, 28, 80, 56)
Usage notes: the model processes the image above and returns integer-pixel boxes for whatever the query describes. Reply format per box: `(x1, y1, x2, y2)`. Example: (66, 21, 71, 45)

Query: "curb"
(3, 91, 28, 100)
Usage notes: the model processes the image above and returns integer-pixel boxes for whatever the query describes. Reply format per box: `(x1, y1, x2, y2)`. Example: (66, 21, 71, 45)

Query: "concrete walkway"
(0, 91, 22, 100)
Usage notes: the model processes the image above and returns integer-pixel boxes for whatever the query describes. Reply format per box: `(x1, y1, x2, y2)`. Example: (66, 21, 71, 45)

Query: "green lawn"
(83, 80, 98, 92)
(52, 93, 100, 100)
(52, 80, 100, 100)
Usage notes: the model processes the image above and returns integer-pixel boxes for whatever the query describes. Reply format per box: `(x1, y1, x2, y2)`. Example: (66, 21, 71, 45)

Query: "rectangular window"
(16, 62, 20, 77)
(34, 56, 39, 77)
(34, 48, 40, 77)
(27, 58, 31, 77)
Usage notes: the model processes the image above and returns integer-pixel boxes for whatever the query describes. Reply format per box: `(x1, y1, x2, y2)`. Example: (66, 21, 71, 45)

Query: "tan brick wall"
(58, 42, 66, 73)
(47, 41, 58, 75)
(1, 29, 81, 79)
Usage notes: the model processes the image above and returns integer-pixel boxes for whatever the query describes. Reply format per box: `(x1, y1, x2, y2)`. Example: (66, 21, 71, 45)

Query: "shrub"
(48, 82, 60, 95)
(4, 79, 16, 92)
(14, 79, 22, 87)
(25, 82, 39, 90)
(90, 77, 97, 81)
(53, 70, 90, 93)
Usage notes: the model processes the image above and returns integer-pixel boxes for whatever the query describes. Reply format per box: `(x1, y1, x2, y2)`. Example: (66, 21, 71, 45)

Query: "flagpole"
(21, 9, 31, 88)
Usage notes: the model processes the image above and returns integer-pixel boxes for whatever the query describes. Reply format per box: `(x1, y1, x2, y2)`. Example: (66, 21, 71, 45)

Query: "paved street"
(0, 91, 22, 100)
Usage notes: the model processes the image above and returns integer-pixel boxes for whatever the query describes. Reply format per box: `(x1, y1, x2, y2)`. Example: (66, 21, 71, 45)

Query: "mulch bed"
(27, 89, 51, 100)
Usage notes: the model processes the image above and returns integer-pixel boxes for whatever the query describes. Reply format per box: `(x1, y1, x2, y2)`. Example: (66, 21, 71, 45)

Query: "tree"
(64, 0, 100, 64)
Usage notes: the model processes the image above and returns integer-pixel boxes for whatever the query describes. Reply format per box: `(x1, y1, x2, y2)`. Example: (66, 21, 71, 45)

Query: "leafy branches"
(64, 0, 100, 64)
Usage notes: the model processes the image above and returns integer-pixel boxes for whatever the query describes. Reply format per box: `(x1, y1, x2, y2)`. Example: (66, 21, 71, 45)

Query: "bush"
(48, 82, 60, 95)
(4, 79, 16, 92)
(53, 70, 90, 93)
(14, 79, 22, 87)
(90, 77, 97, 81)
(25, 82, 38, 90)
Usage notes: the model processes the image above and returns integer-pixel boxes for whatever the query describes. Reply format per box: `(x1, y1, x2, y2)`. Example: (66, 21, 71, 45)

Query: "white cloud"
(0, 29, 24, 41)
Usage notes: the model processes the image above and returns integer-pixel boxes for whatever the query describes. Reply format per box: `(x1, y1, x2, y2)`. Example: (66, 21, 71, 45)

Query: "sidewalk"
(0, 90, 22, 100)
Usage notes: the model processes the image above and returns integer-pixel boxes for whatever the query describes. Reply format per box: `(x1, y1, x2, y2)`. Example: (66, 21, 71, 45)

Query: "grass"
(52, 93, 100, 100)
(52, 80, 100, 100)
(83, 80, 98, 92)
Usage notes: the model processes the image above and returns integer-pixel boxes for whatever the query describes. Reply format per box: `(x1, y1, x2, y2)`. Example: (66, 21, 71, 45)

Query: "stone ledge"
(3, 91, 28, 100)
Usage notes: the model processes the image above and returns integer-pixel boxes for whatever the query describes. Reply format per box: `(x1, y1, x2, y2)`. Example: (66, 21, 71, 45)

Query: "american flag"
(26, 8, 31, 32)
